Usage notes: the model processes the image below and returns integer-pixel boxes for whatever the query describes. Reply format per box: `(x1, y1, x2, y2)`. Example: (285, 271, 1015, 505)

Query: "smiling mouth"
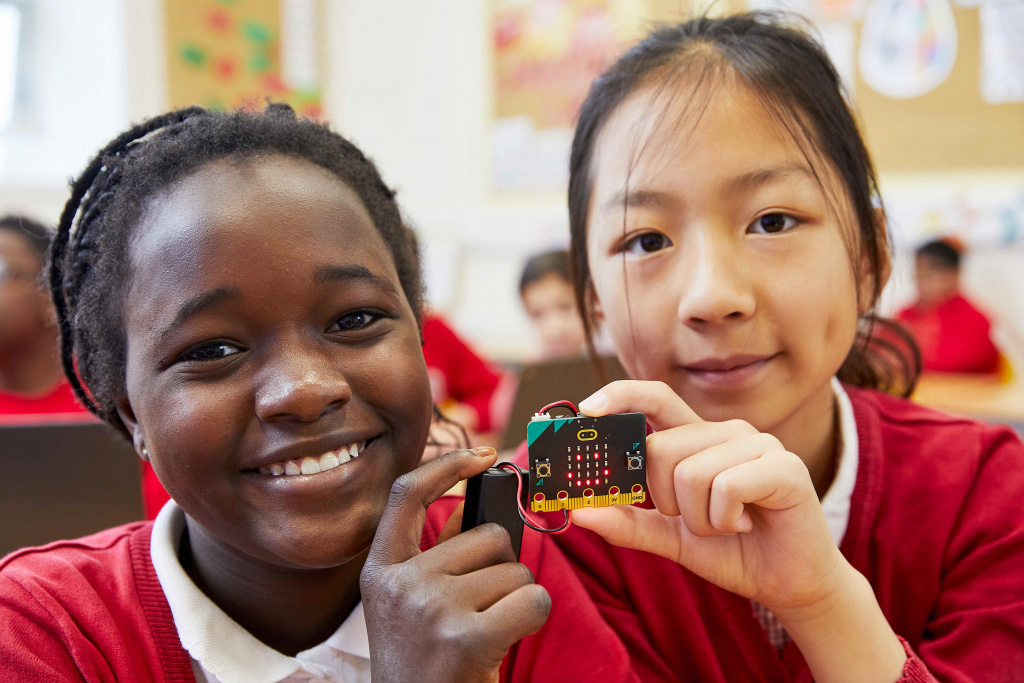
(255, 439, 370, 477)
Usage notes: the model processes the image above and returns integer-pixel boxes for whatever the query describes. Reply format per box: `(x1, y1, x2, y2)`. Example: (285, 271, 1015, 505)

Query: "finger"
(435, 501, 465, 545)
(671, 432, 783, 536)
(578, 380, 702, 431)
(416, 523, 517, 575)
(476, 583, 551, 653)
(708, 450, 813, 533)
(571, 505, 684, 564)
(456, 562, 537, 611)
(367, 447, 497, 571)
(646, 420, 761, 515)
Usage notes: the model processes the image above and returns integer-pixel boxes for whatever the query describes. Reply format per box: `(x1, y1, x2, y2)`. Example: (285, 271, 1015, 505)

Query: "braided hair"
(48, 104, 423, 435)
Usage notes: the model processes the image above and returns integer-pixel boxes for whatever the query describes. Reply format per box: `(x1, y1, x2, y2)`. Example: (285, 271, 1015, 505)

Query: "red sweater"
(897, 294, 1000, 374)
(539, 386, 1024, 681)
(422, 314, 505, 432)
(0, 380, 88, 421)
(0, 497, 638, 682)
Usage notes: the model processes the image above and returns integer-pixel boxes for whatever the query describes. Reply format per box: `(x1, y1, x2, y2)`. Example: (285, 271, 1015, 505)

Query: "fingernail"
(579, 392, 607, 413)
(472, 446, 496, 456)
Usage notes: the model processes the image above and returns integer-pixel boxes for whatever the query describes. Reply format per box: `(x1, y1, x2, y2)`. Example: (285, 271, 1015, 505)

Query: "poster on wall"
(979, 0, 1024, 104)
(164, 0, 324, 118)
(492, 0, 655, 192)
(858, 0, 958, 98)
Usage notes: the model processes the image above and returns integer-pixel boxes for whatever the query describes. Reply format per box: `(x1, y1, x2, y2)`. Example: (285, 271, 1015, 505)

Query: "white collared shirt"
(823, 377, 859, 547)
(150, 502, 372, 683)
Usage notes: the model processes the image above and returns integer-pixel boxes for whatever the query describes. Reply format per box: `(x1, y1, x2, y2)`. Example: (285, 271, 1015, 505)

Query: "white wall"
(0, 0, 130, 223)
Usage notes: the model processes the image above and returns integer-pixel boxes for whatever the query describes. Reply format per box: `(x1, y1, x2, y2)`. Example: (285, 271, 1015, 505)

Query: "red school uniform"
(422, 314, 505, 433)
(0, 379, 88, 421)
(543, 386, 1024, 682)
(897, 293, 1001, 374)
(0, 497, 640, 682)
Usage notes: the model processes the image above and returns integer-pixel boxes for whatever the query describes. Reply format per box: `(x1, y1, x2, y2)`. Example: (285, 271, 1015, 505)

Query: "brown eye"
(624, 232, 672, 255)
(750, 213, 797, 234)
(329, 310, 379, 332)
(178, 343, 240, 363)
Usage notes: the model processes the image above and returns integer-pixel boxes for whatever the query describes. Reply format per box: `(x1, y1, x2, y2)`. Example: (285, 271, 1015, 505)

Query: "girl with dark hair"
(0, 105, 637, 682)
(549, 12, 1024, 681)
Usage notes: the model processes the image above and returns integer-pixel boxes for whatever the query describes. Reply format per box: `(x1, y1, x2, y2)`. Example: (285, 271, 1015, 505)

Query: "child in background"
(422, 312, 508, 435)
(0, 105, 638, 682)
(519, 250, 587, 360)
(0, 215, 86, 418)
(548, 14, 1024, 681)
(897, 239, 1000, 374)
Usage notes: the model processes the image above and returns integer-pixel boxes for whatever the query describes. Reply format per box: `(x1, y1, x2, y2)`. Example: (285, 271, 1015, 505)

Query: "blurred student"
(0, 215, 84, 417)
(897, 239, 1000, 374)
(423, 312, 509, 435)
(519, 250, 586, 360)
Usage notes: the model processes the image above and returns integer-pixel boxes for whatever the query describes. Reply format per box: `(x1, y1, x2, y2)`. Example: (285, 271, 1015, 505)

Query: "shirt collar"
(821, 377, 860, 547)
(150, 501, 369, 683)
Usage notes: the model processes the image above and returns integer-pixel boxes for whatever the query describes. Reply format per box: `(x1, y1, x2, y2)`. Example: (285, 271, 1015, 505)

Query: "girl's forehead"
(592, 77, 805, 186)
(132, 156, 387, 267)
(125, 156, 400, 314)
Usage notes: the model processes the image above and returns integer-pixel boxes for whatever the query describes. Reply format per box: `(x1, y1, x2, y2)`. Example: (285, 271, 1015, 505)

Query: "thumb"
(578, 380, 702, 431)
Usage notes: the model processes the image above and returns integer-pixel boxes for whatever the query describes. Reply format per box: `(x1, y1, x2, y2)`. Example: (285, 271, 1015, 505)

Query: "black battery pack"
(460, 466, 524, 560)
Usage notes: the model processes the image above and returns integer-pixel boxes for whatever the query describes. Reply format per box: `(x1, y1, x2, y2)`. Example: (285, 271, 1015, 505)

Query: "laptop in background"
(499, 355, 628, 452)
(0, 422, 142, 557)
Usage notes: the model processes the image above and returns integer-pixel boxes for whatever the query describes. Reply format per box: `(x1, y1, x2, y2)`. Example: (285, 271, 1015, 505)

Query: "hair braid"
(48, 107, 209, 419)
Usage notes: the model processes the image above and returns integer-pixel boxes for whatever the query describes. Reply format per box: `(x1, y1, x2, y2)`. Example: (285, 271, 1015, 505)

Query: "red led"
(567, 472, 572, 479)
(576, 480, 582, 487)
(576, 455, 581, 461)
(594, 453, 599, 460)
(604, 469, 609, 476)
(586, 479, 591, 486)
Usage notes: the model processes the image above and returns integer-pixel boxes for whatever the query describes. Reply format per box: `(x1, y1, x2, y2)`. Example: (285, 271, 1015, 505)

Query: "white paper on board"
(979, 0, 1024, 104)
(858, 0, 958, 98)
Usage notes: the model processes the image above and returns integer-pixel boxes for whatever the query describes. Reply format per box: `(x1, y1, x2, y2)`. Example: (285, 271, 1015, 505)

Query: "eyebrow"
(600, 163, 817, 216)
(601, 189, 679, 215)
(160, 286, 241, 343)
(725, 162, 816, 194)
(314, 264, 398, 295)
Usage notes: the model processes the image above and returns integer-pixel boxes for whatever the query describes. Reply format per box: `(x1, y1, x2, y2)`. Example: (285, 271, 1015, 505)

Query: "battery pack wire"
(538, 400, 578, 418)
(496, 462, 573, 535)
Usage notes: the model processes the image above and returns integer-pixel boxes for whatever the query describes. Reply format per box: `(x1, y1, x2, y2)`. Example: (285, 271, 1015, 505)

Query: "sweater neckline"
(128, 523, 197, 682)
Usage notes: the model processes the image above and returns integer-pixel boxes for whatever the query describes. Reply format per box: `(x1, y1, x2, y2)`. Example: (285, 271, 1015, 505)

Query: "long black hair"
(567, 12, 919, 396)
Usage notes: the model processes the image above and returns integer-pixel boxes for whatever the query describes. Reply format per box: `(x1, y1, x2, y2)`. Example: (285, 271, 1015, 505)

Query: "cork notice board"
(164, 0, 324, 118)
(854, 4, 1024, 172)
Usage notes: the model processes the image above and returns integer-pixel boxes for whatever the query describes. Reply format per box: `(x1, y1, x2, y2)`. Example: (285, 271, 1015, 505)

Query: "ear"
(858, 207, 891, 315)
(116, 396, 150, 462)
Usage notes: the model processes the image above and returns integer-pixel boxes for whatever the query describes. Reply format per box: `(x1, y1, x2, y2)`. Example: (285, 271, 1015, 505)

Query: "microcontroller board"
(526, 412, 647, 513)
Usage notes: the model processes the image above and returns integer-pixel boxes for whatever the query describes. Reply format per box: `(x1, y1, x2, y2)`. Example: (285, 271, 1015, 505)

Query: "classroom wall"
(1, 0, 1021, 365)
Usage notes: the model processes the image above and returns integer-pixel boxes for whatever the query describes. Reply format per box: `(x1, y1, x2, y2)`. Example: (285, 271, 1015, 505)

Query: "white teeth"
(260, 440, 369, 477)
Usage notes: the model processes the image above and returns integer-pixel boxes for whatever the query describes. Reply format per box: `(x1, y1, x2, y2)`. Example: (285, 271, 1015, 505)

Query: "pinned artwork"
(165, 0, 324, 119)
(858, 0, 958, 98)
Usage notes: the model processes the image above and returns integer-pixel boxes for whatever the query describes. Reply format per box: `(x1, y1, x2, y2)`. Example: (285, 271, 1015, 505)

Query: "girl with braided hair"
(0, 104, 636, 682)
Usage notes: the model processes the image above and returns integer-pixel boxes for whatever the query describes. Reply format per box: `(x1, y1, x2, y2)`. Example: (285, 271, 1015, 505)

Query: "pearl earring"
(141, 446, 149, 457)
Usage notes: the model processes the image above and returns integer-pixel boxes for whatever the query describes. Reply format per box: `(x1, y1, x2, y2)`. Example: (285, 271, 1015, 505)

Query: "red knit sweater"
(0, 498, 638, 682)
(542, 386, 1024, 682)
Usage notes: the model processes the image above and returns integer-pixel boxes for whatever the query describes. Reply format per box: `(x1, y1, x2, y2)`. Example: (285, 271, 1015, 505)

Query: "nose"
(254, 340, 352, 424)
(676, 231, 756, 328)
